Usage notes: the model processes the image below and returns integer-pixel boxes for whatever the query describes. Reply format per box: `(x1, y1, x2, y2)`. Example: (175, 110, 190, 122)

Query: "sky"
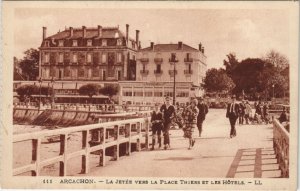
(14, 8, 291, 69)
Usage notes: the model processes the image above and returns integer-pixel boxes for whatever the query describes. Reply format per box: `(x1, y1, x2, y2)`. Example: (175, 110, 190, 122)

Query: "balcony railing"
(184, 70, 193, 75)
(184, 58, 193, 62)
(154, 70, 163, 75)
(140, 58, 149, 63)
(140, 70, 149, 75)
(168, 70, 178, 76)
(154, 58, 163, 63)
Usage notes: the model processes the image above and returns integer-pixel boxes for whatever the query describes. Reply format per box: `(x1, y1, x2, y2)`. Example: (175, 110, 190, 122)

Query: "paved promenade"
(84, 109, 281, 178)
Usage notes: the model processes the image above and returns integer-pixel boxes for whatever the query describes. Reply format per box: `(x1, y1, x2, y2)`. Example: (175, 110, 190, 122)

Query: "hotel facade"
(14, 25, 207, 105)
(119, 42, 207, 105)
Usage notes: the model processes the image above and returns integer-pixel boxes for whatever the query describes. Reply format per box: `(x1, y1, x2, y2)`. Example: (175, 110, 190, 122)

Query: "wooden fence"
(13, 117, 151, 176)
(273, 119, 289, 177)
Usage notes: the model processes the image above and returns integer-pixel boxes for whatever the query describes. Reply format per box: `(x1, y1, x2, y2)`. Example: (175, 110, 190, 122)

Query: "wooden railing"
(273, 119, 289, 177)
(13, 117, 151, 176)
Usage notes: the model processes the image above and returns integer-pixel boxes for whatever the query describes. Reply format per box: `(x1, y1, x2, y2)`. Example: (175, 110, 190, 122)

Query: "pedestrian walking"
(238, 101, 246, 125)
(160, 96, 175, 150)
(196, 97, 208, 137)
(182, 98, 199, 149)
(226, 95, 240, 138)
(244, 101, 252, 124)
(262, 102, 269, 124)
(150, 103, 163, 150)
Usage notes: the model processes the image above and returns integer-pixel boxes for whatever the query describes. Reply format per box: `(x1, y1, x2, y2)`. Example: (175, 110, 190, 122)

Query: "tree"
(14, 57, 25, 80)
(203, 68, 235, 93)
(16, 84, 39, 101)
(78, 83, 101, 103)
(223, 53, 239, 77)
(40, 86, 53, 97)
(19, 48, 39, 80)
(264, 50, 289, 69)
(99, 85, 119, 101)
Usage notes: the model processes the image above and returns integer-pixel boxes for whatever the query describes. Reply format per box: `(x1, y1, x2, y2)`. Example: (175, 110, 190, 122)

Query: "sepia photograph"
(1, 1, 299, 190)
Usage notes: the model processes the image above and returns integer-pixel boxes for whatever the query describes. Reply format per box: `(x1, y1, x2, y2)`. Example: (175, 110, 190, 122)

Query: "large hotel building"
(14, 25, 207, 105)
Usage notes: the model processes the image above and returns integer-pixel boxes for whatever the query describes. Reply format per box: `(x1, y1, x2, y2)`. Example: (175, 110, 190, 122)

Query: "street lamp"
(38, 77, 43, 109)
(50, 77, 55, 109)
(272, 84, 275, 99)
(169, 53, 178, 105)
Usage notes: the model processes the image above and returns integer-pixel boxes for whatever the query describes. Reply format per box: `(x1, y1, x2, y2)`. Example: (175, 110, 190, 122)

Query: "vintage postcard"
(1, 1, 299, 190)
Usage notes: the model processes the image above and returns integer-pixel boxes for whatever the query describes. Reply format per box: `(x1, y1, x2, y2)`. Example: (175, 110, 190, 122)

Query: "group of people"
(150, 96, 208, 150)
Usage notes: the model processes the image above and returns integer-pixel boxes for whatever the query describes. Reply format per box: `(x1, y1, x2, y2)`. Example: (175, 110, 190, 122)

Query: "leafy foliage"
(203, 68, 235, 93)
(99, 85, 119, 98)
(78, 83, 101, 98)
(264, 50, 289, 69)
(18, 48, 39, 80)
(16, 84, 39, 101)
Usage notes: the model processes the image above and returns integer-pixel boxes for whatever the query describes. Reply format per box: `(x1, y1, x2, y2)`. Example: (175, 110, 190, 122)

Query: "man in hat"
(160, 96, 175, 149)
(196, 97, 209, 137)
(226, 95, 240, 138)
(150, 103, 163, 150)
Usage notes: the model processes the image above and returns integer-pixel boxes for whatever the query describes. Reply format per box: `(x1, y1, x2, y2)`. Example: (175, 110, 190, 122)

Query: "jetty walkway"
(13, 109, 289, 178)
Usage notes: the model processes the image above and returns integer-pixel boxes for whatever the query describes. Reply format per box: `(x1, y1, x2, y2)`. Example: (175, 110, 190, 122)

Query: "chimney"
(178, 41, 183, 50)
(150, 42, 154, 51)
(139, 41, 141, 49)
(199, 43, 202, 51)
(42, 27, 47, 40)
(69, 27, 73, 38)
(82, 26, 86, 38)
(97, 25, 102, 37)
(126, 24, 129, 44)
(136, 30, 140, 49)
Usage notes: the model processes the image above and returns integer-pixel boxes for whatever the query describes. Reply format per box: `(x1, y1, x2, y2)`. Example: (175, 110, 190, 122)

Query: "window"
(108, 53, 115, 65)
(142, 64, 146, 71)
(156, 64, 161, 72)
(44, 41, 50, 47)
(188, 63, 192, 72)
(123, 91, 132, 96)
(154, 91, 163, 97)
(102, 54, 107, 63)
(87, 40, 92, 46)
(44, 53, 49, 63)
(58, 40, 64, 47)
(117, 53, 122, 63)
(87, 53, 92, 63)
(102, 39, 107, 46)
(186, 53, 190, 59)
(144, 92, 153, 97)
(117, 39, 122, 46)
(59, 53, 63, 63)
(72, 40, 78, 46)
(72, 53, 77, 63)
(64, 68, 71, 77)
(134, 91, 143, 97)
(177, 91, 189, 97)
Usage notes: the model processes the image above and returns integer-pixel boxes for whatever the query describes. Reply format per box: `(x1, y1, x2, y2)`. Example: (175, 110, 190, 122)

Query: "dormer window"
(117, 39, 122, 46)
(72, 40, 78, 47)
(44, 41, 50, 47)
(102, 39, 107, 46)
(58, 40, 64, 47)
(87, 40, 92, 46)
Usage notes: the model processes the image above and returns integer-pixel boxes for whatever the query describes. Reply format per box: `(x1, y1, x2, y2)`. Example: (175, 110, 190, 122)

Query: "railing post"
(145, 118, 150, 150)
(59, 134, 67, 176)
(99, 127, 106, 166)
(113, 125, 119, 160)
(125, 123, 131, 156)
(81, 130, 90, 174)
(31, 138, 41, 176)
(136, 122, 141, 152)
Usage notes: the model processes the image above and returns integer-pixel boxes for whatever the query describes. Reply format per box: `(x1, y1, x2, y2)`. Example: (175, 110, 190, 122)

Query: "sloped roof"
(140, 43, 199, 52)
(46, 27, 134, 41)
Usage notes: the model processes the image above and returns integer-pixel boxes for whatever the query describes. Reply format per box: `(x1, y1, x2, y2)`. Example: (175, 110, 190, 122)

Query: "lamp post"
(50, 77, 55, 109)
(38, 77, 43, 109)
(272, 84, 275, 99)
(169, 53, 178, 105)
